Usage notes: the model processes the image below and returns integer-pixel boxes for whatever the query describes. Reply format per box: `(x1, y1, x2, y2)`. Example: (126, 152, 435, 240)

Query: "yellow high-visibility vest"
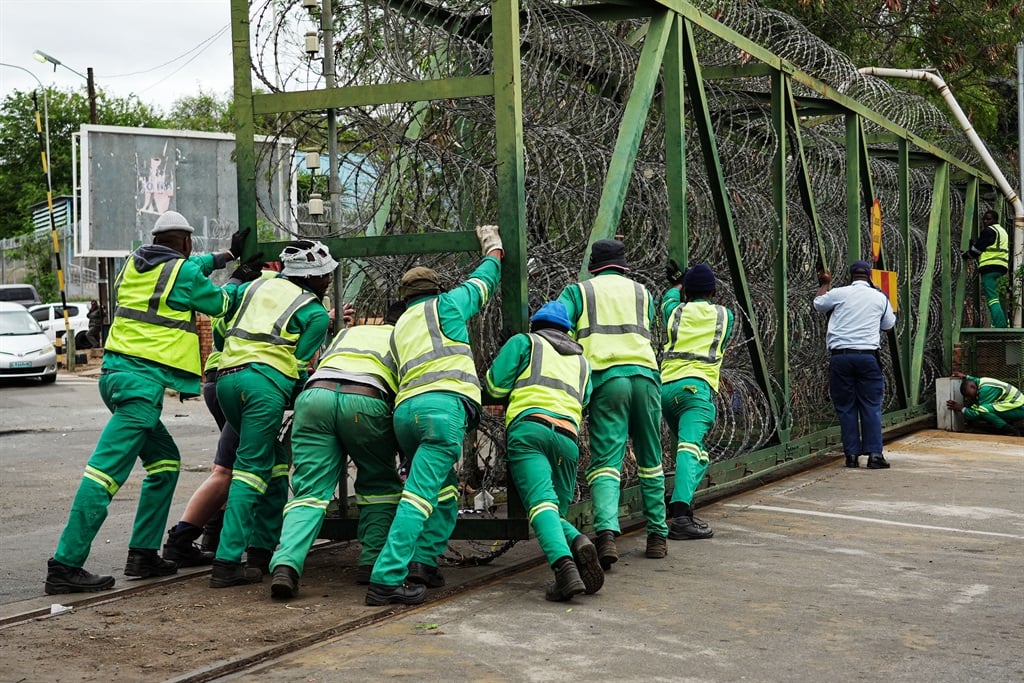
(507, 333, 589, 427)
(391, 298, 480, 406)
(575, 276, 657, 372)
(979, 224, 1009, 269)
(318, 324, 398, 393)
(661, 300, 729, 391)
(105, 258, 201, 376)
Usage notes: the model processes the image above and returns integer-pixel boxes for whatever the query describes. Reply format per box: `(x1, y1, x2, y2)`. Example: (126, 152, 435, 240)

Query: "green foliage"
(11, 232, 58, 302)
(165, 88, 233, 132)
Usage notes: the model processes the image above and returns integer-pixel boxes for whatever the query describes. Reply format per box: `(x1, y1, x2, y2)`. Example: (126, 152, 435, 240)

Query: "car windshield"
(0, 309, 44, 335)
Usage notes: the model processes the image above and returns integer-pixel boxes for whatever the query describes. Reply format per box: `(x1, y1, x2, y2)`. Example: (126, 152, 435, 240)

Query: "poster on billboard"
(77, 125, 294, 257)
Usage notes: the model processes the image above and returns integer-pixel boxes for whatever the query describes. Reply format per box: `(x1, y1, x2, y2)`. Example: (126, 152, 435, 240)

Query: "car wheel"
(41, 373, 57, 384)
(75, 331, 92, 350)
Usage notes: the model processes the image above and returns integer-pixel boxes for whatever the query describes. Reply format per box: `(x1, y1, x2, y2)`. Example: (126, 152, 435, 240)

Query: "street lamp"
(0, 62, 50, 185)
(33, 49, 96, 124)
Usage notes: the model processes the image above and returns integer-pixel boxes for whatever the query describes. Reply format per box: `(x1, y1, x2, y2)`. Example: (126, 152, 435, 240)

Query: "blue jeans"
(829, 353, 884, 456)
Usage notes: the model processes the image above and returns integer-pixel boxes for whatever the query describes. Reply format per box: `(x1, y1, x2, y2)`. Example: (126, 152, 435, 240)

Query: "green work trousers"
(54, 370, 181, 568)
(370, 392, 467, 587)
(215, 369, 290, 564)
(586, 375, 668, 537)
(271, 388, 402, 575)
(970, 405, 1024, 431)
(661, 379, 716, 506)
(506, 418, 582, 565)
(980, 271, 1008, 329)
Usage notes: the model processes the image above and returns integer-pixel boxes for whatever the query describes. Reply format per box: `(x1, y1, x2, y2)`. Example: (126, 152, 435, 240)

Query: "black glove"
(960, 250, 970, 261)
(231, 252, 264, 282)
(665, 258, 685, 285)
(228, 227, 252, 260)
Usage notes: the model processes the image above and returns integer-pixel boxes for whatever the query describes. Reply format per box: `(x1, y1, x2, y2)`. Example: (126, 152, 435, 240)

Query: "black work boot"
(163, 525, 214, 567)
(406, 562, 445, 588)
(45, 558, 115, 595)
(595, 530, 618, 571)
(244, 547, 273, 574)
(866, 453, 891, 469)
(668, 502, 714, 540)
(570, 534, 604, 595)
(645, 533, 668, 559)
(355, 564, 374, 585)
(270, 565, 299, 600)
(365, 582, 427, 606)
(544, 557, 586, 602)
(200, 510, 224, 553)
(845, 453, 860, 468)
(124, 549, 178, 578)
(210, 559, 263, 588)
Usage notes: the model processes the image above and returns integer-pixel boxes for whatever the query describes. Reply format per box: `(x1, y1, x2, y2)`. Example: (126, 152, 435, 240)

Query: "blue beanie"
(531, 301, 571, 331)
(683, 263, 716, 293)
(850, 260, 872, 277)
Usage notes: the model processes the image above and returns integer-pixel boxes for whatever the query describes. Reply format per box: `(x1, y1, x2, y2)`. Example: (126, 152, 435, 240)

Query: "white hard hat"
(279, 240, 338, 277)
(151, 211, 194, 235)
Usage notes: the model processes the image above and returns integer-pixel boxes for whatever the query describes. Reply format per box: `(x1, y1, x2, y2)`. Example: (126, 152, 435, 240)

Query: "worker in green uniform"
(269, 302, 407, 599)
(211, 240, 335, 588)
(660, 262, 734, 540)
(947, 374, 1024, 436)
(365, 224, 503, 606)
(557, 238, 668, 569)
(45, 211, 255, 594)
(962, 210, 1009, 328)
(485, 301, 604, 601)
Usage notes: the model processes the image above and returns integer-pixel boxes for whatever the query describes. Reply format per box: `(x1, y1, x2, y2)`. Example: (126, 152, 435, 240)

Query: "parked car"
(0, 284, 41, 308)
(28, 302, 93, 348)
(0, 301, 57, 383)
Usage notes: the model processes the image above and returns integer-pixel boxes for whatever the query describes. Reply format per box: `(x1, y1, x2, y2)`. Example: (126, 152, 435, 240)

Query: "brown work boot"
(570, 534, 604, 594)
(544, 557, 586, 602)
(645, 533, 667, 559)
(595, 530, 618, 570)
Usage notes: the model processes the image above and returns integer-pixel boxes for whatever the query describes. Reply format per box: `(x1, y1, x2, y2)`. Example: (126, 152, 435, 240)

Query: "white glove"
(475, 224, 503, 255)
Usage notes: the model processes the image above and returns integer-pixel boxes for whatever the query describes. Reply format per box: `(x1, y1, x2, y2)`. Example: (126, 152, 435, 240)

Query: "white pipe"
(858, 66, 1023, 327)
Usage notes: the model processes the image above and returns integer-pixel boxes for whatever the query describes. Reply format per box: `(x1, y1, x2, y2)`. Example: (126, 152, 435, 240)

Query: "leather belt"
(830, 348, 877, 355)
(521, 414, 578, 442)
(306, 379, 389, 401)
(217, 364, 250, 377)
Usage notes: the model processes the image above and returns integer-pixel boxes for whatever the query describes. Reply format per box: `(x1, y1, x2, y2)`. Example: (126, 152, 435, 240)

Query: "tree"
(0, 86, 164, 238)
(165, 88, 233, 132)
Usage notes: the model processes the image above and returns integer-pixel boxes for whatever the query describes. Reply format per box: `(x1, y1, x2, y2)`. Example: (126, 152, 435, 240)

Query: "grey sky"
(0, 0, 236, 113)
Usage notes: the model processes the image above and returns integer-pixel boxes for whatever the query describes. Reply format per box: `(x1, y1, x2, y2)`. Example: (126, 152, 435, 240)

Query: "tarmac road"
(0, 373, 221, 604)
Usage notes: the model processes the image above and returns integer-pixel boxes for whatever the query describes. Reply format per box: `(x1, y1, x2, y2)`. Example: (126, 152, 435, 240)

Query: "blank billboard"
(78, 125, 293, 257)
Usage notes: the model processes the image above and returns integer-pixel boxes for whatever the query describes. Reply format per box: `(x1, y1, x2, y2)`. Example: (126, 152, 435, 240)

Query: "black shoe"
(845, 454, 860, 468)
(570, 534, 604, 595)
(595, 530, 618, 571)
(163, 525, 214, 567)
(200, 511, 223, 553)
(668, 515, 714, 540)
(355, 564, 373, 585)
(406, 562, 445, 588)
(645, 533, 668, 559)
(866, 453, 891, 469)
(365, 582, 427, 606)
(124, 549, 178, 578)
(244, 547, 273, 574)
(270, 565, 299, 600)
(210, 559, 263, 588)
(544, 558, 586, 602)
(45, 558, 115, 595)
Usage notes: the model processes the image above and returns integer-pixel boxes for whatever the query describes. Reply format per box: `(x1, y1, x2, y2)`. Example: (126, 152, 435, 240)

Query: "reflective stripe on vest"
(575, 277, 657, 372)
(507, 333, 588, 427)
(979, 224, 1009, 269)
(979, 377, 1024, 411)
(220, 278, 317, 378)
(204, 317, 228, 372)
(661, 300, 729, 391)
(105, 257, 202, 375)
(318, 324, 398, 393)
(391, 298, 481, 406)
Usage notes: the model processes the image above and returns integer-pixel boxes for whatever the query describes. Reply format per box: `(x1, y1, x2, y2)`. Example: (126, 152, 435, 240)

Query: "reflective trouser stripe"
(283, 497, 329, 515)
(637, 464, 664, 478)
(677, 442, 709, 464)
(586, 466, 621, 485)
(401, 489, 433, 518)
(144, 459, 180, 476)
(528, 501, 560, 524)
(83, 465, 120, 496)
(437, 485, 459, 504)
(271, 463, 290, 479)
(232, 469, 268, 494)
(356, 493, 402, 506)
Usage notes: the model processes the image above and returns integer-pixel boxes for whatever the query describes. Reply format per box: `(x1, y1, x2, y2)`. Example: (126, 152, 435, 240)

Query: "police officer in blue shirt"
(813, 260, 897, 469)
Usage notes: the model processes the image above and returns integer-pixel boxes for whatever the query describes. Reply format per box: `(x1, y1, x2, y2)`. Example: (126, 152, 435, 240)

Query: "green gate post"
(664, 13, 688, 266)
(897, 139, 913, 394)
(770, 70, 791, 438)
(910, 162, 949, 405)
(953, 179, 979, 344)
(845, 114, 862, 262)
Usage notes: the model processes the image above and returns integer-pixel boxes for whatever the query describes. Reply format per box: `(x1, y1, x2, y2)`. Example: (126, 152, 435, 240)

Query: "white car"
(28, 302, 93, 349)
(0, 301, 58, 383)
